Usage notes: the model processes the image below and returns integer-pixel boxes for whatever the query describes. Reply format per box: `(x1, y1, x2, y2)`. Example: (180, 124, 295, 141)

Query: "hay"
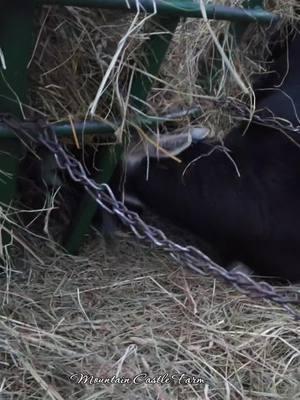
(27, 1, 300, 140)
(1, 229, 300, 400)
(1, 1, 300, 399)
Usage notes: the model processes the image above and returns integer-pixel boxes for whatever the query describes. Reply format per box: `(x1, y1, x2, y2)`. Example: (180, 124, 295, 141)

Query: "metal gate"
(0, 0, 278, 253)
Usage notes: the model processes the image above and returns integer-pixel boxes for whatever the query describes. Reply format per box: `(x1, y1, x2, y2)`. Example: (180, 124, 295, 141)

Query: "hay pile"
(1, 1, 300, 399)
(1, 231, 299, 399)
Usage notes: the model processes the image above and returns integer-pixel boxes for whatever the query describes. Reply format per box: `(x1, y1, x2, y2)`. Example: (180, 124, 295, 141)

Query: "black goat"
(120, 31, 300, 282)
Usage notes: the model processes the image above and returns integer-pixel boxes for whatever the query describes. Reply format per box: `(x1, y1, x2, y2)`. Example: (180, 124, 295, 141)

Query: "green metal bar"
(0, 121, 115, 139)
(53, 121, 115, 137)
(63, 147, 122, 253)
(0, 3, 36, 115)
(64, 145, 122, 252)
(130, 17, 179, 109)
(64, 16, 179, 253)
(34, 0, 279, 24)
(0, 106, 203, 139)
(0, 1, 35, 244)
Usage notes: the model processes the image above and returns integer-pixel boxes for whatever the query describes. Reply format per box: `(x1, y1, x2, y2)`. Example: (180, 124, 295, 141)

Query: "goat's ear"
(146, 132, 192, 158)
(149, 127, 209, 159)
(126, 127, 209, 169)
(144, 127, 210, 159)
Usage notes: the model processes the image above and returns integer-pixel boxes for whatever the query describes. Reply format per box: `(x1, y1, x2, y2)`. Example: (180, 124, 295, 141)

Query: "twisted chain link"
(1, 113, 299, 319)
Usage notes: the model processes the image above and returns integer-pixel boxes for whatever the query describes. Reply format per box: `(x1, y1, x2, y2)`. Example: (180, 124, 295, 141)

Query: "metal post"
(0, 1, 35, 245)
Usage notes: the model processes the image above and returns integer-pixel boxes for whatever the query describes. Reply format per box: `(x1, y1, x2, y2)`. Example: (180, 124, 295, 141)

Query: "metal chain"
(1, 113, 299, 319)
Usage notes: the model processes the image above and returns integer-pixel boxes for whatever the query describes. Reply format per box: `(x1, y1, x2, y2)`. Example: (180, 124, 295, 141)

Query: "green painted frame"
(0, 1, 36, 247)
